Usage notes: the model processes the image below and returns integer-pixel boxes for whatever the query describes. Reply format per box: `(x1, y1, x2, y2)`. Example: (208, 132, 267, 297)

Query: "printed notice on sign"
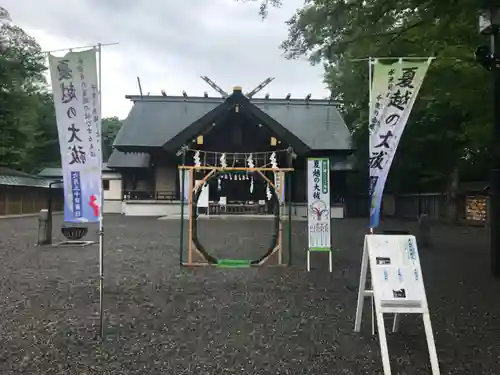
(307, 158, 331, 251)
(366, 234, 427, 309)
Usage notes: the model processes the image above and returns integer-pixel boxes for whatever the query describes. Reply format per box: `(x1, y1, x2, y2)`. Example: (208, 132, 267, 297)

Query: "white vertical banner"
(195, 180, 209, 208)
(49, 49, 102, 223)
(274, 172, 285, 201)
(369, 58, 432, 229)
(307, 158, 331, 251)
(178, 170, 190, 200)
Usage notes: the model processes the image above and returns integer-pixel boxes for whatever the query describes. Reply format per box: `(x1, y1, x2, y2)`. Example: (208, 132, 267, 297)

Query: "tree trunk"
(445, 165, 459, 224)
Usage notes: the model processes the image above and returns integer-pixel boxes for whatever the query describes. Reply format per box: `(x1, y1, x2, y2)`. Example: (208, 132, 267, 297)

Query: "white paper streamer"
(194, 150, 201, 167)
(220, 153, 227, 168)
(247, 153, 255, 169)
(270, 152, 278, 169)
(266, 183, 272, 200)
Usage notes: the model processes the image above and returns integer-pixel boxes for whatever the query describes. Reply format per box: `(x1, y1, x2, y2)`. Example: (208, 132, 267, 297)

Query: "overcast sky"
(3, 0, 329, 119)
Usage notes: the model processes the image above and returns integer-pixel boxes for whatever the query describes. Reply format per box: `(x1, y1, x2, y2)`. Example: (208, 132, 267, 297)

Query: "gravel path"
(0, 214, 499, 374)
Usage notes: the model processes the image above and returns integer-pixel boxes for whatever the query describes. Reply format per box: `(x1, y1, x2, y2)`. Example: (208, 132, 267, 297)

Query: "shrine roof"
(0, 167, 60, 188)
(113, 94, 352, 154)
(106, 150, 150, 169)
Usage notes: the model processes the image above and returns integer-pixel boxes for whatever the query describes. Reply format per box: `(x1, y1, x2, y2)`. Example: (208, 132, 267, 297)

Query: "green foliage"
(235, 0, 282, 18)
(0, 7, 60, 173)
(0, 6, 125, 172)
(102, 117, 122, 161)
(278, 0, 492, 192)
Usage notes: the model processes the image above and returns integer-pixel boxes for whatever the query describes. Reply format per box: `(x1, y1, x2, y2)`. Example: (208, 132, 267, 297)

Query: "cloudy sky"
(3, 0, 329, 119)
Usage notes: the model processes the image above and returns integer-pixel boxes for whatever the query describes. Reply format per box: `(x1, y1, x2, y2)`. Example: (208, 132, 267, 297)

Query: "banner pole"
(367, 57, 376, 335)
(42, 41, 119, 54)
(47, 42, 119, 340)
(368, 58, 374, 234)
(180, 151, 186, 265)
(287, 150, 293, 266)
(97, 42, 105, 340)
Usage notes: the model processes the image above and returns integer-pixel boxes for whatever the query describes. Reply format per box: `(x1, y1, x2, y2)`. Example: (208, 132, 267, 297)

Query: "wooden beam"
(194, 169, 216, 192)
(256, 170, 276, 190)
(178, 166, 294, 172)
(258, 245, 281, 266)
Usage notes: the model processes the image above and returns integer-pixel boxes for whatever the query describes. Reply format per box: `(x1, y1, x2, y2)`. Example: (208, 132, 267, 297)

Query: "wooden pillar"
(5, 187, 10, 215)
(32, 188, 37, 213)
(278, 171, 284, 265)
(187, 169, 194, 265)
(0, 187, 6, 215)
(20, 187, 24, 214)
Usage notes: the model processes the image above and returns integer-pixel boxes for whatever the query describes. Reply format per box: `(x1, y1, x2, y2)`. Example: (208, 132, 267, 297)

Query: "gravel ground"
(0, 214, 499, 374)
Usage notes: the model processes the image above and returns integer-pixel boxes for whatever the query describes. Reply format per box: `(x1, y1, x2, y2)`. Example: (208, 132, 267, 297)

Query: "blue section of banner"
(70, 172, 82, 218)
(369, 195, 380, 228)
(63, 168, 101, 223)
(369, 168, 389, 228)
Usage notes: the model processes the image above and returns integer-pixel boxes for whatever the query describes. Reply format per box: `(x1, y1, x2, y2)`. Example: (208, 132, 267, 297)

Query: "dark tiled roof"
(0, 167, 61, 188)
(114, 95, 352, 152)
(255, 102, 351, 150)
(0, 167, 36, 178)
(113, 98, 221, 148)
(330, 154, 355, 171)
(37, 167, 64, 178)
(107, 150, 150, 168)
(38, 163, 112, 178)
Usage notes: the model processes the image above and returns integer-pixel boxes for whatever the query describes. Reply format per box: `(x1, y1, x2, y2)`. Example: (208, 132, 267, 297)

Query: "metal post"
(46, 181, 60, 245)
(97, 42, 105, 340)
(368, 57, 374, 231)
(287, 151, 293, 265)
(492, 26, 500, 276)
(42, 41, 119, 54)
(180, 151, 186, 265)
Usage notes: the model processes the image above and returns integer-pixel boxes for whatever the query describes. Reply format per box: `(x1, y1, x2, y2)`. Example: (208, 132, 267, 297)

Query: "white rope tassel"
(220, 153, 227, 168)
(194, 150, 201, 167)
(250, 176, 254, 193)
(270, 151, 278, 169)
(266, 183, 272, 200)
(247, 153, 255, 169)
(217, 177, 221, 191)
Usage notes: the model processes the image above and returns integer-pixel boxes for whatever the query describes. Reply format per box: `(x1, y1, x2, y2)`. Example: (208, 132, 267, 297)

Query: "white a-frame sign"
(354, 234, 440, 374)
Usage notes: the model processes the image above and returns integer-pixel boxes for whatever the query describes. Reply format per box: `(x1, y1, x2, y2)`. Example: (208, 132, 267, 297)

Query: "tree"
(30, 93, 60, 170)
(102, 117, 123, 161)
(235, 0, 282, 18)
(0, 6, 59, 172)
(278, 0, 491, 201)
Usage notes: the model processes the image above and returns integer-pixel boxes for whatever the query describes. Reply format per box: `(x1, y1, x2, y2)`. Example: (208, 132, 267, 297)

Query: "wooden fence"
(345, 192, 488, 226)
(0, 185, 64, 216)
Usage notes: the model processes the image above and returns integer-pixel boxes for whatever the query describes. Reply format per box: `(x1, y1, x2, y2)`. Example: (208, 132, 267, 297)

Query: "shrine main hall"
(105, 84, 354, 216)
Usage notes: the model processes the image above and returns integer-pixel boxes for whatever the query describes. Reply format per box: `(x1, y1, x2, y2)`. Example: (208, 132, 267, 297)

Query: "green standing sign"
(307, 157, 332, 271)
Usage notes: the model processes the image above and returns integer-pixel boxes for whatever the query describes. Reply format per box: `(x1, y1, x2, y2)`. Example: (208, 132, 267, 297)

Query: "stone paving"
(0, 214, 498, 374)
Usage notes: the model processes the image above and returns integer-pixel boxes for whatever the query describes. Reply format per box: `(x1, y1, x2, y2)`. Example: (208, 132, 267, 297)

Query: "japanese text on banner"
(49, 49, 102, 223)
(368, 59, 432, 228)
(307, 158, 331, 251)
